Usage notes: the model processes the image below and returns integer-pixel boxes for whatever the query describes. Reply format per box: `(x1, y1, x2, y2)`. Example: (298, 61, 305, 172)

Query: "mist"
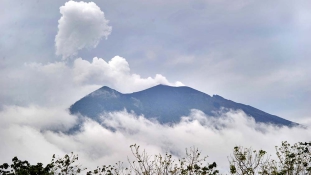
(1, 106, 310, 173)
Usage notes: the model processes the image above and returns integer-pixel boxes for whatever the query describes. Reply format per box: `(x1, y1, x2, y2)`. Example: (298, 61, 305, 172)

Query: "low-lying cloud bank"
(0, 107, 310, 173)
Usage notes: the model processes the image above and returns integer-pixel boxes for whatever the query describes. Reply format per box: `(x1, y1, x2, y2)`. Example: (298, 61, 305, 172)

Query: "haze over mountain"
(70, 84, 295, 126)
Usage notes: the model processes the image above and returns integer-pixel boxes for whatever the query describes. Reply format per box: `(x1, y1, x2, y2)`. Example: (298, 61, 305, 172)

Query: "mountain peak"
(98, 86, 118, 91)
(87, 86, 121, 98)
(213, 95, 224, 99)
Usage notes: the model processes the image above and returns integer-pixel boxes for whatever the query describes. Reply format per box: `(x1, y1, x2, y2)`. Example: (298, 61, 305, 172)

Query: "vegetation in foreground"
(0, 141, 310, 175)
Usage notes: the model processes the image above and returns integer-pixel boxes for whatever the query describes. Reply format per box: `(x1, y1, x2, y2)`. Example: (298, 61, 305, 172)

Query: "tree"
(229, 141, 311, 175)
(87, 144, 219, 175)
(0, 156, 53, 175)
(0, 153, 85, 175)
(1, 141, 310, 175)
(50, 152, 86, 175)
(273, 141, 311, 175)
(228, 146, 269, 175)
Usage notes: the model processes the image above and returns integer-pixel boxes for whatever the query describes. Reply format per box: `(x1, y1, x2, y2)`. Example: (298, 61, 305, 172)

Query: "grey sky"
(1, 0, 310, 121)
(1, 0, 311, 172)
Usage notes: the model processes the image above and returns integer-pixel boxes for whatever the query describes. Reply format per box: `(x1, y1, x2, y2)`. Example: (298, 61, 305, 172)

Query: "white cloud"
(0, 124, 64, 165)
(61, 110, 311, 172)
(0, 105, 77, 132)
(0, 105, 77, 164)
(73, 56, 184, 93)
(0, 61, 99, 108)
(0, 108, 310, 173)
(0, 55, 183, 107)
(55, 1, 112, 59)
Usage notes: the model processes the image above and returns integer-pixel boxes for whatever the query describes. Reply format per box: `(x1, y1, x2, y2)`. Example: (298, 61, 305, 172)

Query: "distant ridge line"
(70, 84, 296, 126)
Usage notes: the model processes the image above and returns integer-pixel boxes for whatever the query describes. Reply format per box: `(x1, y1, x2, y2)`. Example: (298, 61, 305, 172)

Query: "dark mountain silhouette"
(70, 84, 295, 126)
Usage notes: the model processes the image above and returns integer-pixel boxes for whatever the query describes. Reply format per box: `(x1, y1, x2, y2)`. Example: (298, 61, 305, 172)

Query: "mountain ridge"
(70, 84, 296, 126)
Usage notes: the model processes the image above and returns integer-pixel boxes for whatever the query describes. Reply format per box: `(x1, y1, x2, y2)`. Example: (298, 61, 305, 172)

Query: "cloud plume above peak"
(55, 1, 112, 59)
(0, 55, 183, 108)
(73, 56, 184, 93)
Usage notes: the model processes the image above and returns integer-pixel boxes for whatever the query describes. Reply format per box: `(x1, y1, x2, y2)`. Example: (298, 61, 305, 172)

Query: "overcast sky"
(1, 0, 311, 172)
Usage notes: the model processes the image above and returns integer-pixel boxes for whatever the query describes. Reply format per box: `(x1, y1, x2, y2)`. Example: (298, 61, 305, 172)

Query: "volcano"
(70, 84, 295, 126)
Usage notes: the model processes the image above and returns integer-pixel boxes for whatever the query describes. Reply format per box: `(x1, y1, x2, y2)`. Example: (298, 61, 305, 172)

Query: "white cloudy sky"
(1, 0, 311, 173)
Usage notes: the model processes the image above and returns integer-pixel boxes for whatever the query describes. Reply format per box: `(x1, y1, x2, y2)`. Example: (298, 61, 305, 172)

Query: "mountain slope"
(70, 84, 295, 126)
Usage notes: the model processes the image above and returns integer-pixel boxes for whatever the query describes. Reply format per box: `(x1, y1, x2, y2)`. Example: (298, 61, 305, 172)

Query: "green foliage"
(229, 141, 311, 175)
(228, 146, 269, 175)
(1, 141, 310, 175)
(0, 153, 85, 175)
(50, 152, 86, 175)
(274, 141, 311, 175)
(0, 156, 53, 175)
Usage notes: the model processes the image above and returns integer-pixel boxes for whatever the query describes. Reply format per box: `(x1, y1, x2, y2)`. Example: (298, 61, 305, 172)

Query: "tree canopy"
(1, 141, 310, 175)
